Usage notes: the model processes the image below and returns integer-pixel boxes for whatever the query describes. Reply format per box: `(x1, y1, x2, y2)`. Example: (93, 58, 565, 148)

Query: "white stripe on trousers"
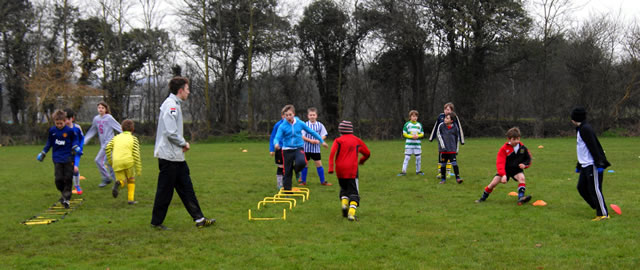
(592, 166, 608, 216)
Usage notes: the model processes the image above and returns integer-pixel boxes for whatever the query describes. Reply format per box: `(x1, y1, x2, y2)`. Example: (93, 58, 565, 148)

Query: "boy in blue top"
(269, 111, 286, 189)
(274, 104, 328, 191)
(37, 110, 82, 208)
(64, 109, 85, 195)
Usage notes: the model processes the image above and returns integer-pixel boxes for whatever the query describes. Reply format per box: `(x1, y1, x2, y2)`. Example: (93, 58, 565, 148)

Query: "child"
(475, 127, 532, 205)
(429, 103, 465, 176)
(328, 120, 370, 221)
(64, 109, 85, 195)
(571, 107, 611, 221)
(436, 112, 463, 184)
(273, 104, 328, 191)
(105, 119, 142, 205)
(398, 110, 424, 176)
(37, 110, 81, 209)
(84, 102, 122, 187)
(300, 107, 332, 186)
(269, 111, 286, 189)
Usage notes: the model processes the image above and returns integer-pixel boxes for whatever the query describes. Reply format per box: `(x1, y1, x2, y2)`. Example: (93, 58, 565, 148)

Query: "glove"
(575, 168, 580, 173)
(37, 152, 45, 162)
(597, 167, 604, 174)
(74, 146, 83, 155)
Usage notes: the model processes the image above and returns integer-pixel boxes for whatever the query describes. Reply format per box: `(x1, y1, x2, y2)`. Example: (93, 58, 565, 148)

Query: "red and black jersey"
(496, 142, 531, 176)
(328, 134, 370, 179)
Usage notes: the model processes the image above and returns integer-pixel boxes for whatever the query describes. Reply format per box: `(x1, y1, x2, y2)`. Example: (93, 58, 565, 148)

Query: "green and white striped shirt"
(403, 121, 424, 149)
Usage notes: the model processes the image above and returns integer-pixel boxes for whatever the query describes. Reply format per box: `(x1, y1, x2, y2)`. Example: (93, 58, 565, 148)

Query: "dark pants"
(54, 162, 73, 201)
(339, 178, 360, 205)
(151, 159, 205, 225)
(577, 165, 608, 216)
(282, 148, 307, 190)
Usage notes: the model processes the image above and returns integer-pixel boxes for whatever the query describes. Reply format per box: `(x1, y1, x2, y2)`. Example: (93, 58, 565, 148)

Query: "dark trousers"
(54, 162, 73, 201)
(577, 165, 608, 216)
(339, 178, 360, 205)
(282, 148, 307, 190)
(151, 159, 204, 225)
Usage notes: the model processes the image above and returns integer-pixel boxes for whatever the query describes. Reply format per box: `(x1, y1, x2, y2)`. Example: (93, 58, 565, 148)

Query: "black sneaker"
(456, 178, 463, 184)
(517, 195, 532, 205)
(128, 201, 138, 205)
(342, 208, 348, 217)
(151, 224, 170, 230)
(196, 218, 216, 228)
(475, 198, 485, 203)
(347, 215, 358, 221)
(112, 181, 119, 198)
(62, 200, 70, 209)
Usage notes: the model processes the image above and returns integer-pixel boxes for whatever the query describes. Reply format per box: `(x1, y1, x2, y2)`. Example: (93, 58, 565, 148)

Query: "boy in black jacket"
(571, 107, 611, 221)
(436, 112, 463, 184)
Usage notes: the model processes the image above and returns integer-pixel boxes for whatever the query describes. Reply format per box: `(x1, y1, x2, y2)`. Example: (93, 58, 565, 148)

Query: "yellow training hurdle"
(248, 209, 287, 221)
(248, 187, 311, 221)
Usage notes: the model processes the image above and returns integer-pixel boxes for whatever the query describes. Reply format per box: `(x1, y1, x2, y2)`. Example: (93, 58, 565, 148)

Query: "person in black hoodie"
(571, 107, 612, 221)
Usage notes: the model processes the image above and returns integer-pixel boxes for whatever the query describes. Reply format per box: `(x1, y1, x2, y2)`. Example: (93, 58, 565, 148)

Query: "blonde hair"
(409, 110, 419, 117)
(444, 102, 455, 111)
(52, 110, 66, 121)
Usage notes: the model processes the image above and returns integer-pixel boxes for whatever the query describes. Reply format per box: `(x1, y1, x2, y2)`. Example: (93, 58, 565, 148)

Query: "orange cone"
(79, 175, 86, 180)
(610, 204, 622, 215)
(532, 200, 547, 206)
(508, 191, 518, 197)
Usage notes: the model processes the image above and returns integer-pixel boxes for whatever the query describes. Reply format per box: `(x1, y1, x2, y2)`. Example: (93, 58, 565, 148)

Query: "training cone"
(610, 204, 622, 215)
(538, 145, 544, 149)
(79, 176, 86, 180)
(532, 200, 547, 206)
(508, 191, 518, 197)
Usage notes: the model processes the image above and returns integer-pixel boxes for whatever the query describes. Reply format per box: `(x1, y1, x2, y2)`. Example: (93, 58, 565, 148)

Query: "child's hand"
(274, 144, 281, 150)
(518, 163, 526, 169)
(575, 168, 580, 173)
(412, 135, 418, 140)
(312, 139, 320, 144)
(500, 175, 507, 183)
(36, 152, 45, 162)
(74, 166, 79, 173)
(74, 146, 83, 155)
(328, 170, 334, 174)
(182, 142, 190, 152)
(322, 142, 329, 149)
(359, 160, 366, 165)
(270, 152, 275, 156)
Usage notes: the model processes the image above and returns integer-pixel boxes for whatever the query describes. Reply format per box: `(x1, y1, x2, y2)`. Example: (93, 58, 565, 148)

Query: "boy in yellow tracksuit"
(105, 119, 142, 205)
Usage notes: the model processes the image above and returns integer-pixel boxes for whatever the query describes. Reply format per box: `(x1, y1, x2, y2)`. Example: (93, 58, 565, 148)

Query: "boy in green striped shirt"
(398, 110, 424, 176)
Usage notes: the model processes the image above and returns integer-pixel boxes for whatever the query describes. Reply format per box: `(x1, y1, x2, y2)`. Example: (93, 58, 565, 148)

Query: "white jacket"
(154, 94, 187, 161)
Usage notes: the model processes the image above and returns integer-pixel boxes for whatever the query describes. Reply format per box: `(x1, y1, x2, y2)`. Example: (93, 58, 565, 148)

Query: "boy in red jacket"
(475, 127, 532, 205)
(328, 121, 371, 221)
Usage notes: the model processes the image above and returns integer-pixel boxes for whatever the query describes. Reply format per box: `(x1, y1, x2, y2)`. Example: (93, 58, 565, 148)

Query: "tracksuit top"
(429, 113, 465, 145)
(84, 114, 122, 148)
(269, 118, 285, 152)
(42, 126, 79, 163)
(328, 134, 371, 179)
(154, 94, 188, 162)
(403, 121, 424, 150)
(575, 121, 610, 169)
(496, 142, 531, 176)
(71, 123, 84, 165)
(105, 131, 142, 175)
(273, 117, 324, 150)
(436, 123, 459, 154)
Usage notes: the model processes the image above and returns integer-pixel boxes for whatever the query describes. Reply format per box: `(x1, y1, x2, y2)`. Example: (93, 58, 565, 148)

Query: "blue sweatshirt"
(72, 123, 84, 165)
(274, 117, 324, 149)
(42, 126, 79, 163)
(269, 118, 285, 152)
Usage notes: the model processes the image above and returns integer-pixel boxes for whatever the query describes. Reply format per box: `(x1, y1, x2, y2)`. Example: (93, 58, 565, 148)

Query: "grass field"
(1, 137, 638, 269)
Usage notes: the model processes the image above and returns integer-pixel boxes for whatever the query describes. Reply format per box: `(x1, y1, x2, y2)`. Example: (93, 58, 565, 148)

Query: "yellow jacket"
(105, 131, 142, 176)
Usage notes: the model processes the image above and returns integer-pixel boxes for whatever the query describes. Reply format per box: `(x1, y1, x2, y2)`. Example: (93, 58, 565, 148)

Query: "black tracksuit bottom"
(151, 159, 205, 225)
(577, 165, 608, 216)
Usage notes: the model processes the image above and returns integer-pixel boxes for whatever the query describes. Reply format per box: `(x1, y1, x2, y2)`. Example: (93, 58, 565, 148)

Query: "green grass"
(1, 137, 638, 269)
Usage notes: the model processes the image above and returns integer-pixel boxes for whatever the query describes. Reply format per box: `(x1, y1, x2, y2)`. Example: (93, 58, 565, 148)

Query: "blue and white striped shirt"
(302, 121, 328, 153)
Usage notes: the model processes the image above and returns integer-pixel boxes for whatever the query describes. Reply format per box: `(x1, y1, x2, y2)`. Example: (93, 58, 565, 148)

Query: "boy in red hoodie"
(475, 127, 532, 205)
(328, 121, 371, 221)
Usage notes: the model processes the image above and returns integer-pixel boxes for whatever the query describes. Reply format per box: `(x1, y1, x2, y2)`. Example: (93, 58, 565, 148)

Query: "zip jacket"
(429, 113, 464, 145)
(575, 121, 610, 170)
(154, 94, 187, 161)
(496, 142, 531, 176)
(273, 117, 324, 149)
(436, 123, 459, 153)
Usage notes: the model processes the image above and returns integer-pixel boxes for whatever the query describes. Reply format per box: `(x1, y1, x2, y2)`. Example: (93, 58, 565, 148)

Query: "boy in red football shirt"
(328, 121, 371, 221)
(475, 127, 532, 205)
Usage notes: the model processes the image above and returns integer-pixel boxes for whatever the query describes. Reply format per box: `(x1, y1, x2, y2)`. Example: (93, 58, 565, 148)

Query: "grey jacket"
(154, 94, 187, 162)
(436, 123, 459, 153)
(84, 114, 122, 148)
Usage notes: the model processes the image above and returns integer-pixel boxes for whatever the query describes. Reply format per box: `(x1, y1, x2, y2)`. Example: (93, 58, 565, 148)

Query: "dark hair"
(121, 119, 135, 132)
(281, 104, 295, 115)
(169, 77, 190, 95)
(52, 110, 67, 121)
(506, 127, 521, 139)
(446, 112, 457, 122)
(97, 101, 111, 114)
(64, 108, 75, 119)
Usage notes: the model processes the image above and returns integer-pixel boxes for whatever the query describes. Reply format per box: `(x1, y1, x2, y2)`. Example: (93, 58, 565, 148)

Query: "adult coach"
(151, 76, 215, 230)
